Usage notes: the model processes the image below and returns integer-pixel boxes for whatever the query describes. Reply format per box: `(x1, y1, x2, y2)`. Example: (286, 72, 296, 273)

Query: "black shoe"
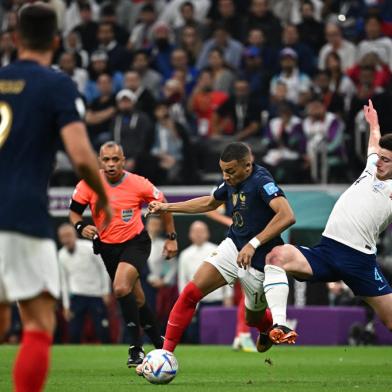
(256, 332, 273, 352)
(268, 324, 298, 344)
(127, 346, 145, 368)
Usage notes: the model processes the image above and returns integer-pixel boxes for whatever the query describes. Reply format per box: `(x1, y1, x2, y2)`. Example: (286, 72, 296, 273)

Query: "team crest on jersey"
(232, 193, 238, 206)
(121, 209, 134, 222)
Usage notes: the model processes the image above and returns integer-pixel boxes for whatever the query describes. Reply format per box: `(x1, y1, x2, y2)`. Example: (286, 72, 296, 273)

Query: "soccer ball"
(140, 349, 178, 384)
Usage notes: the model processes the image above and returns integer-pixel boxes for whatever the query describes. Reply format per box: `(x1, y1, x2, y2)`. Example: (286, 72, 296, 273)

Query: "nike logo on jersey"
(378, 285, 387, 291)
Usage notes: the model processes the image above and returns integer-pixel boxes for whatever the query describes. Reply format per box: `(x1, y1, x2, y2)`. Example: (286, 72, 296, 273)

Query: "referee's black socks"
(118, 293, 142, 347)
(139, 303, 163, 349)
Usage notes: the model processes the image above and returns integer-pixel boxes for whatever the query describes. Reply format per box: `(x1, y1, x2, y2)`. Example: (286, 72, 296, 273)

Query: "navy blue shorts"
(296, 236, 392, 297)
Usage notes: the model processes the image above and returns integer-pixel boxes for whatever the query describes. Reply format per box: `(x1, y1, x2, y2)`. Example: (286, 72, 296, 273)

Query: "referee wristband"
(249, 237, 261, 249)
(74, 221, 87, 236)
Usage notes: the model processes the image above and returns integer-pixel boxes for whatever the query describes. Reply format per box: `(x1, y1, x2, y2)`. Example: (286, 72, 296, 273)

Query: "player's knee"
(135, 294, 146, 308)
(113, 284, 131, 298)
(265, 245, 286, 268)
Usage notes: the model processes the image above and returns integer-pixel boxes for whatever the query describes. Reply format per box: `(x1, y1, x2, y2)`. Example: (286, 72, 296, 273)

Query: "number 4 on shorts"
(374, 267, 384, 283)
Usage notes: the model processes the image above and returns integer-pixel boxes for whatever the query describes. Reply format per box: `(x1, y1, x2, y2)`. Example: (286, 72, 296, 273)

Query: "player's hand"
(82, 225, 98, 240)
(237, 243, 255, 269)
(163, 239, 178, 259)
(363, 99, 379, 131)
(95, 198, 113, 229)
(147, 201, 168, 216)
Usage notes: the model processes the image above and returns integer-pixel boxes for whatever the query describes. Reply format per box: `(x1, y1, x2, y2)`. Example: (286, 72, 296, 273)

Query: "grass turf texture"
(1, 345, 391, 391)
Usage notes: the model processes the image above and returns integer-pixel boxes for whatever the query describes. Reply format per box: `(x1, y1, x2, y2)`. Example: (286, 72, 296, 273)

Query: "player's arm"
(363, 99, 381, 156)
(159, 196, 179, 259)
(61, 121, 111, 225)
(237, 196, 296, 269)
(148, 195, 224, 214)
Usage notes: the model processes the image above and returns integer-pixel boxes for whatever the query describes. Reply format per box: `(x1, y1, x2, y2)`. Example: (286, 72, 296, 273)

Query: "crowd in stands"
(2, 0, 392, 186)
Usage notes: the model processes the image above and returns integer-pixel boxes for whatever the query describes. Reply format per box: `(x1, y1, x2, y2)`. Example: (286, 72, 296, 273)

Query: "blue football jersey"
(0, 60, 82, 238)
(213, 164, 285, 271)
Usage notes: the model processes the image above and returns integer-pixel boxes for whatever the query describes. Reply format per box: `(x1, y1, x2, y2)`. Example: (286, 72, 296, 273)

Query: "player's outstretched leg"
(162, 281, 203, 352)
(264, 245, 298, 344)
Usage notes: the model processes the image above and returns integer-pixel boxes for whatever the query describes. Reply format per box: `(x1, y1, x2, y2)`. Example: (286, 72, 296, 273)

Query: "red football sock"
(163, 282, 203, 352)
(235, 293, 250, 335)
(13, 330, 52, 392)
(246, 308, 273, 333)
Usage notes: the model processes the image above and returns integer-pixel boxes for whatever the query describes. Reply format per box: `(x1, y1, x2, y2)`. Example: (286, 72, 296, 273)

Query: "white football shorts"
(204, 237, 267, 311)
(0, 231, 60, 303)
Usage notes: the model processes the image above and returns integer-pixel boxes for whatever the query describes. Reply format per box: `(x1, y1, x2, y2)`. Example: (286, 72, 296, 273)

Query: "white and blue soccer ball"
(141, 349, 178, 384)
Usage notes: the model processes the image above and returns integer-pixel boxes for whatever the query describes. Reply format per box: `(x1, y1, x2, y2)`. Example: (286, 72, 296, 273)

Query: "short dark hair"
(17, 3, 57, 51)
(379, 135, 392, 152)
(220, 142, 251, 162)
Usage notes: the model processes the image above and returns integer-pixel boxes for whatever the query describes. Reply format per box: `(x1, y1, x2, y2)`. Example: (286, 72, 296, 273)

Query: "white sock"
(263, 264, 289, 326)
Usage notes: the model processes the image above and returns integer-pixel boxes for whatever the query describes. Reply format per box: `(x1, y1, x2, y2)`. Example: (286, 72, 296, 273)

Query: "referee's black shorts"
(95, 230, 151, 280)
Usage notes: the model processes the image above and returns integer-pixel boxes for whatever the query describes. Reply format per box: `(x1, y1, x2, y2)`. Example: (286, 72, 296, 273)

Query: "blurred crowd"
(2, 0, 392, 185)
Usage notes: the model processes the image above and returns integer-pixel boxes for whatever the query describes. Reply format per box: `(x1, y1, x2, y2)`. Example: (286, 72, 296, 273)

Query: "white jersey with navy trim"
(323, 153, 392, 254)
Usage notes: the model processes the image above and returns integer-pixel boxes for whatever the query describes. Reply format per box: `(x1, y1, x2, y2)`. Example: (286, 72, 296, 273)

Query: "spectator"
(162, 78, 189, 128)
(245, 27, 277, 70)
(245, 0, 282, 47)
(212, 79, 262, 141)
(132, 50, 163, 100)
(324, 51, 356, 112)
(262, 101, 308, 183)
(174, 1, 208, 44)
(122, 71, 157, 120)
(72, 2, 99, 53)
(169, 48, 198, 96)
(207, 47, 236, 94)
(268, 80, 290, 119)
(210, 0, 246, 42)
(158, 0, 210, 29)
(312, 69, 345, 117)
(188, 69, 229, 138)
(0, 29, 16, 67)
(357, 15, 392, 71)
(85, 50, 123, 103)
(178, 221, 233, 343)
(178, 25, 203, 67)
(101, 0, 134, 34)
(63, 31, 89, 69)
(85, 73, 116, 150)
(279, 23, 316, 75)
(111, 89, 155, 175)
(144, 215, 178, 332)
(151, 21, 175, 80)
(151, 101, 196, 184)
(302, 98, 347, 183)
(58, 51, 88, 95)
(296, 0, 325, 55)
(270, 47, 312, 107)
(128, 4, 157, 51)
(196, 24, 244, 70)
(99, 2, 130, 46)
(58, 223, 111, 344)
(96, 21, 131, 72)
(318, 23, 357, 71)
(240, 46, 271, 105)
(347, 52, 392, 91)
(64, 0, 100, 37)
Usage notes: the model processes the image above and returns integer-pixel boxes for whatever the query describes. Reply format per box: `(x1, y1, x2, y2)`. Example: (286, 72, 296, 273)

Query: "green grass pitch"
(1, 345, 392, 391)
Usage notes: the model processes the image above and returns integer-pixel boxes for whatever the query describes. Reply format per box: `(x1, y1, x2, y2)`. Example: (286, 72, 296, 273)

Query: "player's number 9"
(0, 101, 13, 149)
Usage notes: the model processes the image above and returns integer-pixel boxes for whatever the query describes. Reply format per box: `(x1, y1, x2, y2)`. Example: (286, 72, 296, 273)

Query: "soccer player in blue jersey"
(147, 142, 296, 354)
(264, 100, 392, 344)
(0, 4, 111, 392)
